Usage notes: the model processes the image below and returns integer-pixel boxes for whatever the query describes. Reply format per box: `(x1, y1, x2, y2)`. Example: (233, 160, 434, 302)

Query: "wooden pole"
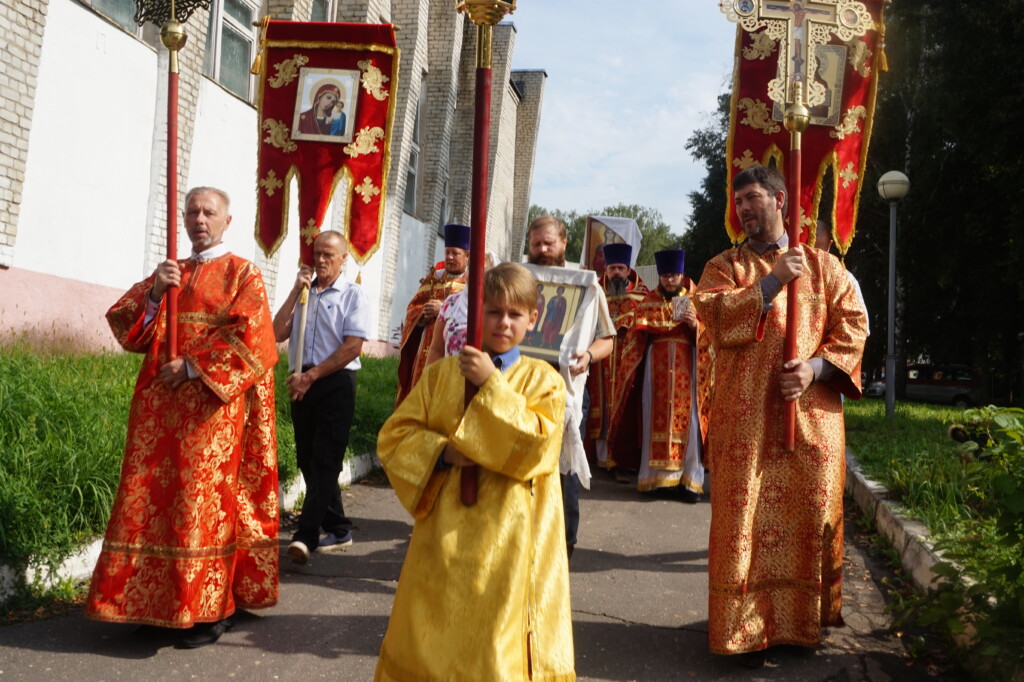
(161, 14, 186, 361)
(782, 83, 809, 452)
(461, 24, 496, 507)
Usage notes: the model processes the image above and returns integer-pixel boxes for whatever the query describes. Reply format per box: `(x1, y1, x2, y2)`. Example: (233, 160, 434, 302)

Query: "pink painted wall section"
(0, 267, 400, 358)
(0, 267, 126, 353)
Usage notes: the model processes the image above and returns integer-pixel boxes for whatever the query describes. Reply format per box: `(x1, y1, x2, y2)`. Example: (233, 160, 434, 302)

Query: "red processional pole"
(135, 0, 209, 360)
(782, 83, 809, 452)
(456, 0, 516, 506)
(164, 21, 182, 360)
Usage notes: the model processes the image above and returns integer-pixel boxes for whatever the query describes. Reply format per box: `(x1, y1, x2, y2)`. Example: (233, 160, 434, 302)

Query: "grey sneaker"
(319, 530, 353, 552)
(287, 540, 310, 565)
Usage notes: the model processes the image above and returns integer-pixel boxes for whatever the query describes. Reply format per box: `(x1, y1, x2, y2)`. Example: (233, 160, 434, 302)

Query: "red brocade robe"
(611, 283, 710, 492)
(692, 244, 866, 654)
(85, 254, 279, 628)
(585, 270, 648, 470)
(395, 268, 466, 405)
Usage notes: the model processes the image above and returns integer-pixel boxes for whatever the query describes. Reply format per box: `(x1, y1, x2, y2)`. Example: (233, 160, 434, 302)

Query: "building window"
(310, 0, 336, 22)
(403, 75, 427, 216)
(203, 0, 261, 100)
(81, 0, 160, 45)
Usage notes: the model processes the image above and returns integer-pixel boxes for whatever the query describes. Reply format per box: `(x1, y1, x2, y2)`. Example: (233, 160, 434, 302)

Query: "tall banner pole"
(456, 0, 516, 506)
(161, 10, 186, 360)
(134, 0, 211, 360)
(782, 83, 809, 452)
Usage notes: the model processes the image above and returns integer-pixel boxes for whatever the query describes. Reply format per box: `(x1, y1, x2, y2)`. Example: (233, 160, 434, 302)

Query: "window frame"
(203, 0, 262, 102)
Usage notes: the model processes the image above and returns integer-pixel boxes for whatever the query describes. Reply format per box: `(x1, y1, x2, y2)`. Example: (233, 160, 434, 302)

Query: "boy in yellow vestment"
(375, 263, 574, 682)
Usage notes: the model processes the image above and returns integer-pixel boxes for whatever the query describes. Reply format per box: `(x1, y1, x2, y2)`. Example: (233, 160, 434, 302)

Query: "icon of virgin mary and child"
(298, 82, 347, 136)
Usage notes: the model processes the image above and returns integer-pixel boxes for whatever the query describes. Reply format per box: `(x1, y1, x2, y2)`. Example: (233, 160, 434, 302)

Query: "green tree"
(527, 203, 681, 267)
(680, 92, 733, 282)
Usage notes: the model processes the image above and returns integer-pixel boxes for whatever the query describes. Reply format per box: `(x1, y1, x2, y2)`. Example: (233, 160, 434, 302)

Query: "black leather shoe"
(177, 616, 235, 649)
(737, 649, 767, 668)
(678, 488, 701, 504)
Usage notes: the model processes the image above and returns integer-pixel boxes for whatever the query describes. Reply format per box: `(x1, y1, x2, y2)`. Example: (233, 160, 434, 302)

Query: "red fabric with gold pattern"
(585, 270, 648, 470)
(395, 269, 467, 406)
(692, 244, 866, 654)
(724, 0, 886, 254)
(85, 255, 279, 628)
(611, 281, 706, 479)
(255, 21, 399, 265)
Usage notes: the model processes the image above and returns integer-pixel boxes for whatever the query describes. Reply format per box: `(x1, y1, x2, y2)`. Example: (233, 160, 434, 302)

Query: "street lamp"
(877, 170, 910, 420)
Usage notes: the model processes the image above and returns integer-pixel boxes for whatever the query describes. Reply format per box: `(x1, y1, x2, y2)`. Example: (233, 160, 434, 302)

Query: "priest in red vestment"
(692, 166, 867, 666)
(611, 249, 708, 500)
(395, 223, 469, 405)
(585, 243, 648, 476)
(85, 187, 279, 649)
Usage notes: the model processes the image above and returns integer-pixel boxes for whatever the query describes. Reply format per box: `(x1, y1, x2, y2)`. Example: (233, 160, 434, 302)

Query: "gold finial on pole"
(784, 82, 810, 139)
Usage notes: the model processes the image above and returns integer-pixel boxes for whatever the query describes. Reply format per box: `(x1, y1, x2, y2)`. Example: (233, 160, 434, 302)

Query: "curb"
(0, 452, 380, 604)
(845, 447, 945, 591)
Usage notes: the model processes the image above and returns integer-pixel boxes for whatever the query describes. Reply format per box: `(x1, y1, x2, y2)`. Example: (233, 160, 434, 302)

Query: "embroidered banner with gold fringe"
(253, 20, 399, 265)
(723, 0, 887, 254)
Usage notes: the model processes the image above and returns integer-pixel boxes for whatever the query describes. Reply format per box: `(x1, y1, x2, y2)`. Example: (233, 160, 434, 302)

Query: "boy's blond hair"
(484, 263, 539, 312)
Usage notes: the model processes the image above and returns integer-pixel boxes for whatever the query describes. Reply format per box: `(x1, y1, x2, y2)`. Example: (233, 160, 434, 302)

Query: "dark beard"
(658, 285, 680, 299)
(607, 278, 628, 296)
(528, 253, 565, 267)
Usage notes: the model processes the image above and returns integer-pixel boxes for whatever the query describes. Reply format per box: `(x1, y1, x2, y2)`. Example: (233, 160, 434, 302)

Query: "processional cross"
(720, 0, 872, 106)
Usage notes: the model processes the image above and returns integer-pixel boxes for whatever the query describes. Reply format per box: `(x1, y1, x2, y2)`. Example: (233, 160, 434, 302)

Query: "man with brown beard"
(524, 216, 614, 559)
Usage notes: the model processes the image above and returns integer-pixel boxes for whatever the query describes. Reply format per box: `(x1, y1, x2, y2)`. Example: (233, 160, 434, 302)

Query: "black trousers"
(290, 369, 356, 549)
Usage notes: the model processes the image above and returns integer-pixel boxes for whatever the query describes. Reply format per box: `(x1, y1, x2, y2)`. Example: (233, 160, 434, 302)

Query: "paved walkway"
(0, 473, 956, 681)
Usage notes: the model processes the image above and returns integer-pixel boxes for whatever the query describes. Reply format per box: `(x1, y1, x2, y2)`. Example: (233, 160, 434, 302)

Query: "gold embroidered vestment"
(375, 356, 574, 682)
(85, 254, 279, 628)
(612, 283, 710, 491)
(692, 244, 866, 654)
(586, 270, 648, 470)
(395, 269, 466, 405)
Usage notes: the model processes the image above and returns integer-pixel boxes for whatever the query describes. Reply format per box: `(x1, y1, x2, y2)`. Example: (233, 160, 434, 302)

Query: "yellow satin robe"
(693, 244, 867, 655)
(375, 355, 574, 682)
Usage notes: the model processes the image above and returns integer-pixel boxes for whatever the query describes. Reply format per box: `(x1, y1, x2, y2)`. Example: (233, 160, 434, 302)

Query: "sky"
(506, 1, 739, 234)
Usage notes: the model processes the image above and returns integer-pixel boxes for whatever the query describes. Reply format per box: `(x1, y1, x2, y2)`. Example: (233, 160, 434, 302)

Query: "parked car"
(904, 364, 986, 407)
(864, 376, 885, 398)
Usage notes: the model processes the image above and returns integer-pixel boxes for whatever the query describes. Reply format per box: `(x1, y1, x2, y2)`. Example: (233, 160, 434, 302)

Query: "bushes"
(900, 406, 1024, 679)
(847, 401, 1024, 678)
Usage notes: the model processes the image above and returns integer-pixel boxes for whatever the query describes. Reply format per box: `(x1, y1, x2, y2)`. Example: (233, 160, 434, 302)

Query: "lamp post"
(877, 170, 910, 420)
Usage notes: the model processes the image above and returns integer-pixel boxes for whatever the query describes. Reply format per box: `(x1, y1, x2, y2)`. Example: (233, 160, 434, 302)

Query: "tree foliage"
(682, 3, 1024, 400)
(526, 203, 682, 267)
(680, 93, 734, 282)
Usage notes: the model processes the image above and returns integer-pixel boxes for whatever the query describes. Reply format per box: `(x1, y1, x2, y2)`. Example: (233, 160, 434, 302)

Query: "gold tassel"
(250, 16, 270, 75)
(876, 2, 890, 73)
(355, 269, 362, 285)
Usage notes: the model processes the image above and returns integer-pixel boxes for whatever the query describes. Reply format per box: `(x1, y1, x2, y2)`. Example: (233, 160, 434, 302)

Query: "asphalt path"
(0, 472, 957, 681)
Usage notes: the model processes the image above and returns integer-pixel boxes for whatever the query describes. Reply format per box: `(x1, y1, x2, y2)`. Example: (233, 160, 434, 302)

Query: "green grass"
(845, 398, 967, 534)
(1, 346, 397, 570)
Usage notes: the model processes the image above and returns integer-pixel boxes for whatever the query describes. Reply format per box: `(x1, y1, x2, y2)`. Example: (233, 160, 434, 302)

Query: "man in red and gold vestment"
(692, 166, 867, 666)
(586, 243, 648, 477)
(85, 187, 279, 649)
(611, 249, 707, 501)
(395, 223, 469, 405)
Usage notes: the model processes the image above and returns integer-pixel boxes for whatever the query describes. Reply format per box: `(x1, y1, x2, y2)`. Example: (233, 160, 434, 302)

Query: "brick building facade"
(0, 0, 545, 351)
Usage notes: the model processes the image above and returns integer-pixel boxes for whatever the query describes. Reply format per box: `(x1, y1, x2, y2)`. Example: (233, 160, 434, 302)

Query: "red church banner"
(254, 20, 399, 264)
(723, 1, 887, 254)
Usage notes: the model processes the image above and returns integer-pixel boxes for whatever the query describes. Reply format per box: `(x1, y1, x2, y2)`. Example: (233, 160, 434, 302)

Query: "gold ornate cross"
(720, 0, 872, 106)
